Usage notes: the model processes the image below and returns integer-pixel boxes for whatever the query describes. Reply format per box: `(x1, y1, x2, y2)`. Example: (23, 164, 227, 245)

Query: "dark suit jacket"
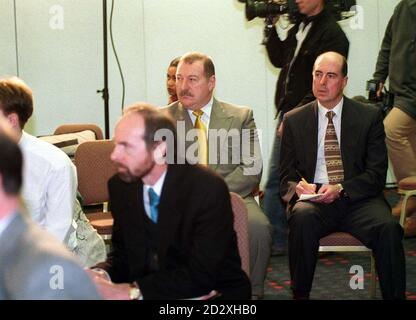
(280, 97, 388, 209)
(102, 163, 251, 299)
(266, 8, 349, 114)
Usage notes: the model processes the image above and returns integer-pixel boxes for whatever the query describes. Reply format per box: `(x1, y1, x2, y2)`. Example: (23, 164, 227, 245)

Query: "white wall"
(1, 0, 401, 184)
(0, 0, 17, 75)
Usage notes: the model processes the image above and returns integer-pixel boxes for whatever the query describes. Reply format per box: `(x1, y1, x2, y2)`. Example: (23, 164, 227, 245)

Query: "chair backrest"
(54, 123, 104, 140)
(74, 140, 117, 205)
(230, 192, 250, 276)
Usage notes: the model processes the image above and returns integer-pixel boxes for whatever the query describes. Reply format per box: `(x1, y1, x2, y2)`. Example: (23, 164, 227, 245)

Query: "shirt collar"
(187, 96, 213, 120)
(18, 130, 29, 147)
(143, 169, 167, 197)
(317, 97, 344, 120)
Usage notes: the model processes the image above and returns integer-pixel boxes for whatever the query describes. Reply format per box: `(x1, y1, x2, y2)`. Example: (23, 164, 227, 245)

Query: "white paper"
(297, 193, 324, 201)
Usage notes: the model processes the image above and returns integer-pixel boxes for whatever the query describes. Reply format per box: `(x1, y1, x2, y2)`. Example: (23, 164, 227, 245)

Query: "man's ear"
(208, 75, 216, 92)
(153, 141, 167, 165)
(6, 113, 20, 129)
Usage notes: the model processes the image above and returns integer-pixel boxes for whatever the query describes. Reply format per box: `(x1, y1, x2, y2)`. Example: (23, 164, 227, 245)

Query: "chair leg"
(400, 191, 416, 227)
(369, 255, 377, 299)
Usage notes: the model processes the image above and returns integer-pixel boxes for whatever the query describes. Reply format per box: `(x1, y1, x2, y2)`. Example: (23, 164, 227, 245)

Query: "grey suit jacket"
(164, 98, 263, 198)
(0, 213, 101, 300)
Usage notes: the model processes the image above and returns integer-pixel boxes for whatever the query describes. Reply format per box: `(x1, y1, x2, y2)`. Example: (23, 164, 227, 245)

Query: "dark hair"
(340, 55, 348, 77)
(123, 102, 177, 159)
(0, 131, 23, 195)
(179, 52, 215, 78)
(169, 57, 181, 68)
(0, 78, 33, 129)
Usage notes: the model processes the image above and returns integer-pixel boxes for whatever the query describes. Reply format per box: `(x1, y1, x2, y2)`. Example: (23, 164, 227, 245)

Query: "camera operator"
(262, 0, 349, 255)
(373, 0, 416, 236)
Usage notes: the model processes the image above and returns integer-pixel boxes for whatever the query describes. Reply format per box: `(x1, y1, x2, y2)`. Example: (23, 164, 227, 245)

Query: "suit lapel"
(302, 102, 319, 181)
(122, 181, 147, 273)
(175, 102, 194, 133)
(156, 164, 186, 265)
(208, 98, 233, 171)
(340, 97, 360, 179)
(0, 213, 26, 259)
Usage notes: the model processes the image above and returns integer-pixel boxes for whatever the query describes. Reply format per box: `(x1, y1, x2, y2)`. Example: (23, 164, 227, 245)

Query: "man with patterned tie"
(280, 51, 405, 300)
(88, 103, 251, 300)
(164, 52, 272, 299)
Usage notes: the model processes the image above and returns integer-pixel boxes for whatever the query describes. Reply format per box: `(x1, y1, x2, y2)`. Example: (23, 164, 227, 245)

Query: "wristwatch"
(129, 282, 142, 300)
(337, 183, 346, 198)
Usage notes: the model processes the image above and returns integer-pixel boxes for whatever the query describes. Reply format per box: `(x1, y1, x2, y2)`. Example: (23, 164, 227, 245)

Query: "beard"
(116, 156, 155, 183)
(117, 169, 140, 183)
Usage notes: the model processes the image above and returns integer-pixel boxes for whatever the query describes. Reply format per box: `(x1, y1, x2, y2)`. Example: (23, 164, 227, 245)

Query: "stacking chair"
(397, 176, 416, 226)
(318, 196, 407, 299)
(319, 232, 376, 298)
(230, 192, 250, 276)
(74, 140, 117, 243)
(54, 123, 104, 140)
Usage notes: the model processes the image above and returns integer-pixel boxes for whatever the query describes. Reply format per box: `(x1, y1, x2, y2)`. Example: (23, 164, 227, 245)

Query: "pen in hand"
(296, 170, 316, 194)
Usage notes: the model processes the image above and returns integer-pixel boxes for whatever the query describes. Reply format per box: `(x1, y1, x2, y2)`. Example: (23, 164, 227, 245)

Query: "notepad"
(297, 193, 324, 201)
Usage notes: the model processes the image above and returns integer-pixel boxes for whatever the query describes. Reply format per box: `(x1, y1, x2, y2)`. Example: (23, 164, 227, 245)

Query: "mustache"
(179, 90, 193, 97)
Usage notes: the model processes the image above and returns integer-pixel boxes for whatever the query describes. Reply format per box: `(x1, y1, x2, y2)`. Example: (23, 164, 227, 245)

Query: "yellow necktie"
(192, 110, 208, 165)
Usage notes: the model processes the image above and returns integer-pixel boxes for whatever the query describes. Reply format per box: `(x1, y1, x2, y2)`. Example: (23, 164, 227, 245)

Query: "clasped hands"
(296, 180, 341, 204)
(85, 268, 132, 300)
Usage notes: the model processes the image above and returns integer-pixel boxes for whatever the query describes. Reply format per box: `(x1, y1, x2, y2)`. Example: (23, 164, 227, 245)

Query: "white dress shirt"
(314, 98, 344, 184)
(143, 170, 167, 219)
(19, 131, 78, 247)
(187, 96, 213, 131)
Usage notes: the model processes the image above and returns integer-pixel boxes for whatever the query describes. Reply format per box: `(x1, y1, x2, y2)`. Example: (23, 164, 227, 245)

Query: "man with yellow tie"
(164, 51, 272, 299)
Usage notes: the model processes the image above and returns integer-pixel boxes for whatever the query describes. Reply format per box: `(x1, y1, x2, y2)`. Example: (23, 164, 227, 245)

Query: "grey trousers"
(244, 196, 272, 296)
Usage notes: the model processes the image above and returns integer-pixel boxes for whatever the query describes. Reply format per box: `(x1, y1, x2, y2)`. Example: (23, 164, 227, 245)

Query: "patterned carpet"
(264, 238, 416, 300)
(264, 189, 415, 300)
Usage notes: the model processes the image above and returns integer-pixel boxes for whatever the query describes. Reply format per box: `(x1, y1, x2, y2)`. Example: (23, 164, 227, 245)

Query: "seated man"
(88, 103, 250, 300)
(0, 77, 106, 267)
(0, 123, 100, 299)
(280, 51, 405, 300)
(164, 52, 272, 299)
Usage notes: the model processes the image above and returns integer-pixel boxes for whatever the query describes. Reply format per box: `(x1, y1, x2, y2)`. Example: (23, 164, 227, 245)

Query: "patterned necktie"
(148, 187, 160, 223)
(324, 111, 344, 184)
(192, 110, 208, 165)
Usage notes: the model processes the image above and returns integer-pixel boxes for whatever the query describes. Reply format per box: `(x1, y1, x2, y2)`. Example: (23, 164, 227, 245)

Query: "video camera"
(366, 79, 394, 116)
(238, 0, 356, 44)
(238, 0, 356, 22)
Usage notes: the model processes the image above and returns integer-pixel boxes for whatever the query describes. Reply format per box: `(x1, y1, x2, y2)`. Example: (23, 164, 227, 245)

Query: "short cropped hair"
(0, 77, 33, 129)
(123, 102, 177, 154)
(179, 52, 215, 78)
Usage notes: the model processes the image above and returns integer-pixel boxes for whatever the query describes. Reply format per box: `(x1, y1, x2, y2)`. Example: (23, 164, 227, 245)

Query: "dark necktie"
(324, 111, 344, 184)
(148, 188, 160, 223)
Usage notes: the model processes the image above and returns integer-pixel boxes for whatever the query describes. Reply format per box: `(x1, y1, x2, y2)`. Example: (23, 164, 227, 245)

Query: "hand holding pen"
(295, 170, 317, 196)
